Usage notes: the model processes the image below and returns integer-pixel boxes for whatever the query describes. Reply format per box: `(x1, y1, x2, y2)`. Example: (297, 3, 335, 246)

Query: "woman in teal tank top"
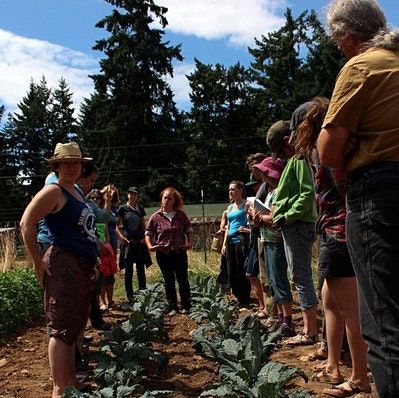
(221, 181, 252, 306)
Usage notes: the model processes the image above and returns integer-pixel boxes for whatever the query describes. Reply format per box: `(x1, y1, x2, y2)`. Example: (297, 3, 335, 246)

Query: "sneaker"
(181, 308, 190, 315)
(168, 309, 177, 316)
(83, 335, 94, 343)
(279, 322, 296, 337)
(264, 317, 280, 332)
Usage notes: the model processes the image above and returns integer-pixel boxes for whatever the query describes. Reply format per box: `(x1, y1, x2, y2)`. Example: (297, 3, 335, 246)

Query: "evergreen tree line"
(0, 0, 345, 223)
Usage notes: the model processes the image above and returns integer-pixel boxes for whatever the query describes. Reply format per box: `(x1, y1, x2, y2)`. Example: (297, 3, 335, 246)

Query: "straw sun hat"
(46, 142, 92, 164)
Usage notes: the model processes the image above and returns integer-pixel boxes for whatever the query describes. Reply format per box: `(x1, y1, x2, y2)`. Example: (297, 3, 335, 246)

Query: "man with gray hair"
(318, 1, 399, 396)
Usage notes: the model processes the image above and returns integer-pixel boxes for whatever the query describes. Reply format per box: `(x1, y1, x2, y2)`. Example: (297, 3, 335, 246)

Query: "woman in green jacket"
(267, 113, 319, 347)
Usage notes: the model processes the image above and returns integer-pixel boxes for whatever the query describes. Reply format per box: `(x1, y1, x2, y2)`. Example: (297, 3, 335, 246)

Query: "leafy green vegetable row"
(189, 276, 315, 398)
(64, 284, 171, 398)
(0, 268, 43, 336)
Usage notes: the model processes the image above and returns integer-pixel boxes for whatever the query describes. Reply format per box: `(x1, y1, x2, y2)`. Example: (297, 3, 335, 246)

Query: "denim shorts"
(318, 234, 355, 279)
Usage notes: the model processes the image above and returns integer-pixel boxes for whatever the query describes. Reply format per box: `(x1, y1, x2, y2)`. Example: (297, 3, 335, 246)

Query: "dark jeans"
(156, 251, 191, 310)
(226, 239, 251, 305)
(216, 254, 229, 287)
(125, 261, 146, 298)
(347, 162, 399, 398)
(125, 244, 147, 298)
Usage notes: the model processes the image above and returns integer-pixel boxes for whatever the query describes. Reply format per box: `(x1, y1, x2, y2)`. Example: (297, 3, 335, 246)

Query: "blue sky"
(0, 0, 398, 115)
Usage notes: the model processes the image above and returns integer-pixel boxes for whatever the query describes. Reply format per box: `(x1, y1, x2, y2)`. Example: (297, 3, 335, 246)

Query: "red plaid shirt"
(314, 166, 347, 242)
(145, 209, 193, 250)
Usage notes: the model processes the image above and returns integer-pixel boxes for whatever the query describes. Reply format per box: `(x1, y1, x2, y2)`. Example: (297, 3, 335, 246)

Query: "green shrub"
(0, 268, 43, 336)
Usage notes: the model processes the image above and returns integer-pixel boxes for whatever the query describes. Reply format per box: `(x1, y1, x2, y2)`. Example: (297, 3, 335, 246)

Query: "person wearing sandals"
(251, 155, 295, 335)
(246, 153, 277, 318)
(268, 118, 319, 347)
(221, 181, 252, 308)
(294, 98, 370, 396)
(245, 213, 267, 318)
(318, 1, 399, 396)
(20, 142, 97, 397)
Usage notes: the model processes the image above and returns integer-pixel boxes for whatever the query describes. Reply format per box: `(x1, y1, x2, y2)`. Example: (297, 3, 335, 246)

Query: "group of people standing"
(18, 0, 399, 397)
(20, 141, 193, 397)
(217, 0, 399, 397)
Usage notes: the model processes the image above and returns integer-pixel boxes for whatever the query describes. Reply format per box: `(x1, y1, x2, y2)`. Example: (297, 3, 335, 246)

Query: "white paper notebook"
(253, 198, 270, 214)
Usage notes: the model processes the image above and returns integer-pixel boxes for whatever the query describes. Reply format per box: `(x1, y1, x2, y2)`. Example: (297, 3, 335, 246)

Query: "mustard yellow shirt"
(323, 48, 399, 173)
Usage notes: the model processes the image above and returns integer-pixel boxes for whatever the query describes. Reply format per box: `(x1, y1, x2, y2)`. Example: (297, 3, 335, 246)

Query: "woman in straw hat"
(20, 142, 97, 397)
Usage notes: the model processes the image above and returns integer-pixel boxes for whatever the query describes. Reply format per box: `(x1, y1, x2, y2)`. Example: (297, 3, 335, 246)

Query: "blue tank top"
(227, 202, 248, 244)
(107, 206, 118, 250)
(45, 184, 98, 266)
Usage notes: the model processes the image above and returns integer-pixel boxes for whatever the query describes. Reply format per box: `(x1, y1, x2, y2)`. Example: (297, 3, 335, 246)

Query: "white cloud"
(0, 1, 289, 115)
(0, 28, 194, 115)
(167, 63, 195, 110)
(157, 0, 287, 46)
(0, 29, 97, 115)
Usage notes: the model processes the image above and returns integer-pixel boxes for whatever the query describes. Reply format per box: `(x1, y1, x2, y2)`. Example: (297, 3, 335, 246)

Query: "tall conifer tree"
(249, 9, 344, 135)
(79, 0, 183, 194)
(249, 9, 306, 128)
(52, 78, 78, 143)
(6, 77, 53, 194)
(3, 77, 78, 196)
(183, 60, 261, 201)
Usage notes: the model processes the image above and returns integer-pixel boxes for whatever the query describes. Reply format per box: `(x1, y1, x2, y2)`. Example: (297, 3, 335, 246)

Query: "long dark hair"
(229, 180, 246, 199)
(294, 97, 330, 160)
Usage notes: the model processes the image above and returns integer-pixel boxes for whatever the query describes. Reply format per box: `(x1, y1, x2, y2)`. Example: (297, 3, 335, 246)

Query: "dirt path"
(0, 304, 378, 398)
(0, 306, 218, 398)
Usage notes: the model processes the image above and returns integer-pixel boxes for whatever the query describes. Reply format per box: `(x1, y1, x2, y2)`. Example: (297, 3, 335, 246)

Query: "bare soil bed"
(0, 302, 377, 398)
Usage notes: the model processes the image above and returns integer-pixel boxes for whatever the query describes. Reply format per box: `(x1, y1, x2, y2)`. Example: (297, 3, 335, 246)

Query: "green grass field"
(145, 203, 229, 218)
(113, 250, 222, 299)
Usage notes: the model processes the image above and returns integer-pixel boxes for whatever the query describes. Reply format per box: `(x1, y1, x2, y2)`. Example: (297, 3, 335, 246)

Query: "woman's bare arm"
(20, 185, 64, 284)
(317, 125, 351, 168)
